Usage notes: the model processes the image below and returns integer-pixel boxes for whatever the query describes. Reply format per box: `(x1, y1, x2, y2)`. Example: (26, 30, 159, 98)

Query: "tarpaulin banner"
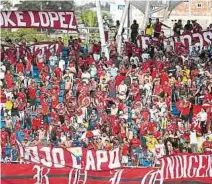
(1, 41, 63, 59)
(30, 41, 63, 58)
(17, 143, 121, 171)
(1, 154, 212, 184)
(0, 11, 77, 30)
(135, 30, 212, 52)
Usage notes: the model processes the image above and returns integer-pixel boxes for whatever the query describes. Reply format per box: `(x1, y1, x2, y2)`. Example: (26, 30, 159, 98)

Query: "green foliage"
(80, 10, 97, 27)
(1, 29, 48, 43)
(15, 1, 75, 11)
(0, 28, 80, 45)
(0, 0, 12, 10)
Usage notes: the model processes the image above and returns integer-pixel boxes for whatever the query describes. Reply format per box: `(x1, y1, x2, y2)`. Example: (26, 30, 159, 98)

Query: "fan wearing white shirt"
(189, 128, 197, 153)
(49, 52, 58, 73)
(130, 54, 139, 66)
(0, 62, 6, 80)
(117, 80, 128, 100)
(81, 71, 91, 84)
(149, 105, 159, 123)
(197, 109, 208, 135)
(59, 58, 66, 72)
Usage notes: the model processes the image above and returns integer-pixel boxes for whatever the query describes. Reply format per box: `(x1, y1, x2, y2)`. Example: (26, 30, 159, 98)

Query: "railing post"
(96, 0, 109, 59)
(117, 0, 130, 55)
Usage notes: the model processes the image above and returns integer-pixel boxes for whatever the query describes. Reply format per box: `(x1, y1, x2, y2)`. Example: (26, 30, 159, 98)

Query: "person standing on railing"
(103, 15, 110, 43)
(130, 20, 139, 44)
(114, 20, 125, 41)
(154, 18, 170, 38)
(145, 18, 154, 37)
(184, 20, 193, 32)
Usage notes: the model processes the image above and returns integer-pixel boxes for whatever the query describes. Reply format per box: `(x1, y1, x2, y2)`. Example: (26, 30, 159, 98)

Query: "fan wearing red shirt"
(111, 119, 121, 136)
(121, 138, 130, 166)
(130, 82, 140, 101)
(51, 95, 59, 109)
(151, 67, 158, 80)
(18, 90, 26, 99)
(163, 81, 172, 96)
(7, 45, 17, 66)
(85, 55, 95, 66)
(32, 116, 42, 131)
(16, 60, 24, 73)
(174, 38, 185, 55)
(26, 56, 32, 74)
(28, 83, 37, 110)
(115, 73, 126, 87)
(153, 80, 163, 95)
(56, 103, 66, 118)
(202, 137, 212, 153)
(0, 89, 7, 104)
(1, 128, 9, 159)
(130, 135, 141, 149)
(5, 71, 14, 89)
(10, 132, 17, 145)
(154, 18, 170, 38)
(40, 71, 48, 84)
(1, 128, 9, 146)
(17, 98, 26, 111)
(192, 21, 202, 33)
(54, 66, 62, 80)
(93, 43, 101, 55)
(158, 31, 166, 44)
(41, 98, 49, 116)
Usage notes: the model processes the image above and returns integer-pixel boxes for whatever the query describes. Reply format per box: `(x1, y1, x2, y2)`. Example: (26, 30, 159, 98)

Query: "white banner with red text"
(127, 30, 212, 56)
(0, 11, 77, 30)
(18, 144, 121, 171)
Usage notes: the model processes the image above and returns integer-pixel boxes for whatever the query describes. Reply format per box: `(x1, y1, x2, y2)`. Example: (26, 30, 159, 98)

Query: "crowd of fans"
(0, 19, 212, 167)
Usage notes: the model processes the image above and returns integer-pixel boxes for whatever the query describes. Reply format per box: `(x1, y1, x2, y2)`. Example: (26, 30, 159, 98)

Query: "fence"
(0, 26, 172, 45)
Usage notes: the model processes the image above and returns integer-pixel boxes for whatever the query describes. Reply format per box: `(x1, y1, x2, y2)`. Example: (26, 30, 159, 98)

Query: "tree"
(15, 1, 75, 11)
(0, 0, 12, 10)
(80, 10, 97, 27)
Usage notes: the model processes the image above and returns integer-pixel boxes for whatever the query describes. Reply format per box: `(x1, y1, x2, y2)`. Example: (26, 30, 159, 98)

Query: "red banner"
(1, 154, 212, 184)
(0, 11, 77, 30)
(1, 41, 63, 59)
(30, 41, 63, 58)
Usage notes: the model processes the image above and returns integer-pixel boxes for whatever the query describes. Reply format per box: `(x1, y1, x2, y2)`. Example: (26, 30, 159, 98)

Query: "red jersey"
(28, 86, 37, 99)
(16, 62, 24, 73)
(32, 117, 41, 130)
(130, 138, 141, 148)
(154, 22, 162, 33)
(115, 74, 126, 86)
(1, 130, 9, 146)
(122, 143, 129, 155)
